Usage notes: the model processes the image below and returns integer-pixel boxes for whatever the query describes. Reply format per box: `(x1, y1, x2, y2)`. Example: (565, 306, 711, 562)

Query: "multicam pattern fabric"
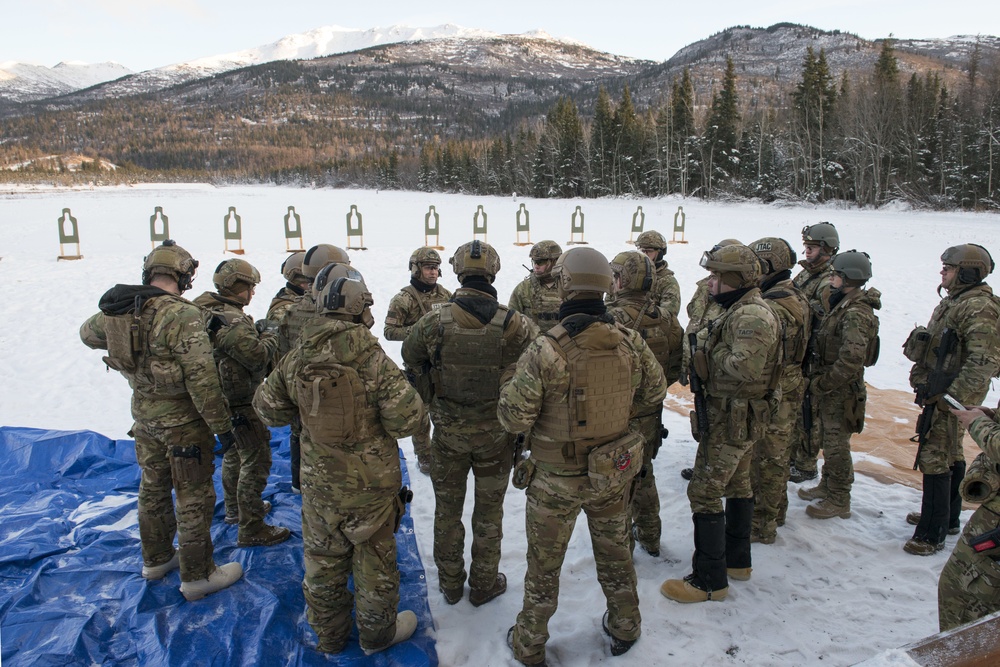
(508, 273, 563, 333)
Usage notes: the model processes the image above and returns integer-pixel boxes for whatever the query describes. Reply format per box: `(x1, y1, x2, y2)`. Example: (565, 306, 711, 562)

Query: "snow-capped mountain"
(0, 61, 133, 103)
(1, 24, 586, 104)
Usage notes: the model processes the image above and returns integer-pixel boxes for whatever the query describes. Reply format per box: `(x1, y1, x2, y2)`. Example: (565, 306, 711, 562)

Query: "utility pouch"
(902, 326, 931, 363)
(169, 445, 207, 484)
(512, 456, 536, 490)
(689, 410, 702, 443)
(149, 359, 186, 396)
(843, 384, 867, 434)
(587, 430, 644, 492)
(865, 335, 881, 367)
(102, 311, 141, 374)
(692, 349, 710, 381)
(960, 453, 1000, 504)
(749, 398, 771, 441)
(968, 525, 1000, 560)
(728, 398, 750, 443)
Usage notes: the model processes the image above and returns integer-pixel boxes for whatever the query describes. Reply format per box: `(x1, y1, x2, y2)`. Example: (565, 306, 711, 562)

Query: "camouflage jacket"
(253, 318, 422, 501)
(497, 315, 667, 449)
(192, 291, 279, 407)
(701, 288, 781, 400)
(276, 291, 319, 358)
(652, 261, 682, 318)
(761, 276, 811, 393)
(793, 258, 834, 310)
(508, 272, 562, 333)
(909, 283, 1000, 406)
(685, 276, 723, 336)
(384, 281, 452, 341)
(811, 287, 882, 395)
(402, 286, 539, 423)
(80, 285, 231, 434)
(267, 282, 307, 323)
(607, 291, 682, 385)
(967, 409, 1000, 513)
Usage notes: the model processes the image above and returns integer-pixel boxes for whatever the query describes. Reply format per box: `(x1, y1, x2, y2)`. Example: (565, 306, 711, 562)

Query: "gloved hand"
(255, 318, 277, 335)
(217, 430, 236, 455)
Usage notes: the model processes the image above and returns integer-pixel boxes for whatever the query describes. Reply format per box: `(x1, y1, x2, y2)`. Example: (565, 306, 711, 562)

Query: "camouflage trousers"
(938, 504, 1000, 631)
(411, 408, 432, 462)
(814, 391, 855, 506)
(222, 405, 273, 534)
(917, 407, 966, 475)
(788, 401, 818, 475)
(752, 383, 805, 537)
(511, 466, 640, 666)
(687, 399, 757, 515)
(629, 412, 662, 551)
(133, 419, 216, 582)
(301, 486, 400, 652)
(430, 419, 513, 592)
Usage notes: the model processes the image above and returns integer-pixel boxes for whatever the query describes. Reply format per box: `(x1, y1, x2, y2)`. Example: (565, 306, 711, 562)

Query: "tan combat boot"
(180, 562, 244, 601)
(660, 575, 729, 603)
(805, 499, 851, 519)
(362, 610, 418, 656)
(141, 551, 179, 580)
(237, 523, 291, 547)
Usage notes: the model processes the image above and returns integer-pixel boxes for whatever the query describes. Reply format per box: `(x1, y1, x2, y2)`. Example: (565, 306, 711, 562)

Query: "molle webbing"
(766, 290, 809, 366)
(532, 323, 633, 443)
(432, 304, 506, 403)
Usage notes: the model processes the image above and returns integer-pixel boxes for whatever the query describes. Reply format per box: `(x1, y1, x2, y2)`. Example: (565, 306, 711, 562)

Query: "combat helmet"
(635, 230, 668, 262)
(941, 244, 995, 285)
(142, 239, 199, 292)
(700, 243, 761, 289)
(213, 258, 261, 302)
(314, 263, 374, 327)
(751, 237, 797, 276)
(450, 240, 501, 283)
(302, 244, 351, 279)
(801, 222, 840, 254)
(610, 250, 655, 293)
(552, 247, 614, 299)
(408, 247, 443, 279)
(312, 262, 368, 299)
(529, 240, 563, 263)
(281, 251, 308, 283)
(831, 250, 872, 287)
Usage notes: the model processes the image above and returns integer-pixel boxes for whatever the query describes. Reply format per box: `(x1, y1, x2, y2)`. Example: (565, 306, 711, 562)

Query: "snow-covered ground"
(1, 183, 998, 665)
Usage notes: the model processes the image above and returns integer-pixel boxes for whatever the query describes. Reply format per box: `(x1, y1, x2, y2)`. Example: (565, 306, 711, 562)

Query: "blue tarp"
(0, 426, 437, 667)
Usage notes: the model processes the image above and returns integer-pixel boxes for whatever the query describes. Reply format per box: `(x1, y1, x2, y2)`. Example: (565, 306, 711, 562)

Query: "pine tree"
(589, 87, 615, 196)
(669, 68, 696, 196)
(703, 57, 741, 197)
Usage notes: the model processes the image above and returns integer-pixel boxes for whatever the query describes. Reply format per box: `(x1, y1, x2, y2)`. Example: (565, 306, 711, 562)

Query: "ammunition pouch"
(902, 326, 931, 364)
(587, 430, 644, 493)
(865, 335, 881, 367)
(961, 453, 1000, 504)
(843, 382, 867, 433)
(692, 349, 710, 382)
(689, 410, 702, 443)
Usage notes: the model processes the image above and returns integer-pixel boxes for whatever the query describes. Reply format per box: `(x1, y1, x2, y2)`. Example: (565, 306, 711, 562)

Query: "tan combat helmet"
(213, 258, 261, 303)
(142, 239, 199, 292)
(700, 243, 761, 289)
(314, 263, 374, 327)
(281, 251, 308, 283)
(552, 247, 614, 299)
(312, 262, 368, 299)
(831, 250, 873, 287)
(529, 240, 563, 265)
(635, 230, 668, 262)
(801, 222, 840, 254)
(610, 250, 655, 293)
(751, 237, 797, 277)
(941, 244, 995, 285)
(450, 240, 501, 283)
(302, 244, 351, 279)
(408, 247, 443, 279)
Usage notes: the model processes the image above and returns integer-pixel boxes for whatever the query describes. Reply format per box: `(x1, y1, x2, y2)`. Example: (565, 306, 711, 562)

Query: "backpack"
(295, 349, 376, 445)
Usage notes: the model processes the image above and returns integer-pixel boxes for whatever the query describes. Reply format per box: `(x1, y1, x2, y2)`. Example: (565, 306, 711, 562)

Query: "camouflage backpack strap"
(403, 284, 432, 317)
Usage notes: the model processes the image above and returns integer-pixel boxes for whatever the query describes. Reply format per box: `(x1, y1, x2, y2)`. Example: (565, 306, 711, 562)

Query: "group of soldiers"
(79, 221, 1000, 662)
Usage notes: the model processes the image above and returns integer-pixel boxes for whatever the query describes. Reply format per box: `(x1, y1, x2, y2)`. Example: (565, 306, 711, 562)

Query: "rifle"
(688, 333, 710, 440)
(913, 328, 960, 470)
(801, 317, 820, 446)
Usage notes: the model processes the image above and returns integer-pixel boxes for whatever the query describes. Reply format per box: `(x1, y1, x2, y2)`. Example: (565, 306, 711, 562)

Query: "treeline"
(1, 41, 998, 209)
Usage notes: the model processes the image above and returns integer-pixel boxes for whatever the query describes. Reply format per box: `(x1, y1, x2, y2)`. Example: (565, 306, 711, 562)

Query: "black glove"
(255, 318, 277, 335)
(217, 430, 236, 455)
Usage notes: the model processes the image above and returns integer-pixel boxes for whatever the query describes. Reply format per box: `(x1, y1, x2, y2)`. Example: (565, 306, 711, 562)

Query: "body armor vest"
(106, 295, 189, 398)
(532, 322, 634, 445)
(763, 285, 811, 367)
(279, 293, 318, 357)
(432, 303, 507, 404)
(615, 299, 682, 385)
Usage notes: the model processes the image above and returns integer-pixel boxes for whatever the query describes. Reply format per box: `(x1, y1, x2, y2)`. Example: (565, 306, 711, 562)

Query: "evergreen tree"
(669, 68, 696, 196)
(589, 87, 616, 196)
(703, 57, 741, 197)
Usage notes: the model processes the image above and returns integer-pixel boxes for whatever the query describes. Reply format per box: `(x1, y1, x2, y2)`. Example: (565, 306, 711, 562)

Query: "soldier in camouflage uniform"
(273, 244, 351, 493)
(500, 247, 667, 664)
(939, 402, 1000, 630)
(606, 250, 681, 557)
(798, 250, 881, 520)
(508, 240, 563, 333)
(253, 265, 422, 655)
(903, 245, 1000, 555)
(266, 251, 309, 326)
(789, 222, 840, 483)
(384, 247, 453, 475)
(402, 241, 538, 608)
(634, 230, 682, 317)
(80, 240, 243, 601)
(679, 239, 740, 481)
(661, 243, 780, 604)
(192, 258, 289, 547)
(747, 238, 811, 544)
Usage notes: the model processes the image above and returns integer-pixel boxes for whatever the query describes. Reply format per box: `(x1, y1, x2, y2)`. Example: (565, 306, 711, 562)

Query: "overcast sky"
(2, 0, 997, 71)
